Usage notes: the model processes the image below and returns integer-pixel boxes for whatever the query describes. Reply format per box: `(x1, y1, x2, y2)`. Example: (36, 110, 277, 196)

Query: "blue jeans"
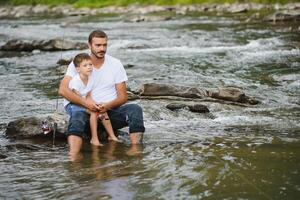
(65, 103, 89, 138)
(65, 103, 145, 138)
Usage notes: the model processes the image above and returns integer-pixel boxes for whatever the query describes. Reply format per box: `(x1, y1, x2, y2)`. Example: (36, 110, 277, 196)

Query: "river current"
(0, 13, 299, 199)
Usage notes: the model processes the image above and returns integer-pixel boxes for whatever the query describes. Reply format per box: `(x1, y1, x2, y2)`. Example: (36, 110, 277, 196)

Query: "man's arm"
(99, 82, 128, 112)
(59, 76, 98, 111)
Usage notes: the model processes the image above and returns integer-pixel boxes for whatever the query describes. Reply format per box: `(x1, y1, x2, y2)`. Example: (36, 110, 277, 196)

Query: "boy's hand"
(85, 99, 99, 111)
(97, 103, 108, 113)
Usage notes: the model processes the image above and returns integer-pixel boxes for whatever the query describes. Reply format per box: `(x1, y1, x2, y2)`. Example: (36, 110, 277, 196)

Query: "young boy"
(64, 53, 121, 146)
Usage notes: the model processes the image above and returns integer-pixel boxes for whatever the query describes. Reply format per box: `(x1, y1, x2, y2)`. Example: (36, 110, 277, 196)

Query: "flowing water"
(0, 13, 299, 199)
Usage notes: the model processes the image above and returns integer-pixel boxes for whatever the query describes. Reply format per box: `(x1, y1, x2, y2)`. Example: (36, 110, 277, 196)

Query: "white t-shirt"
(65, 54, 128, 104)
(63, 73, 96, 107)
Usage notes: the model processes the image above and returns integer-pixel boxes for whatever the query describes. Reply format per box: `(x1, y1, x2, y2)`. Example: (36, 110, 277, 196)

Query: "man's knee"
(127, 104, 143, 116)
(125, 104, 145, 133)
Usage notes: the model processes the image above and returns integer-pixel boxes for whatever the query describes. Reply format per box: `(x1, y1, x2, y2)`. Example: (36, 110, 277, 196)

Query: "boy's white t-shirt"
(64, 54, 128, 104)
(63, 73, 96, 107)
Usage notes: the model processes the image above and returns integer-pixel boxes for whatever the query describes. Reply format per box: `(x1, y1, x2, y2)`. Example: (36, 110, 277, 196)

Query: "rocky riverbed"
(0, 7, 299, 199)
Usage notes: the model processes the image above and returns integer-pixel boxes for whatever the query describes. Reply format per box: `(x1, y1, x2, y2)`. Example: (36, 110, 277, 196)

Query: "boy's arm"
(59, 76, 98, 111)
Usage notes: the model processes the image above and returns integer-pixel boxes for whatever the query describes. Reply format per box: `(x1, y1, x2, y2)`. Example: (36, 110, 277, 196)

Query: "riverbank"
(2, 0, 296, 7)
(0, 3, 299, 19)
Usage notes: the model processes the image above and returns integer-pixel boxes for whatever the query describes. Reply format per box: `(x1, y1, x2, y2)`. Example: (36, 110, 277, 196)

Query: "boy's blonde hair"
(73, 53, 91, 68)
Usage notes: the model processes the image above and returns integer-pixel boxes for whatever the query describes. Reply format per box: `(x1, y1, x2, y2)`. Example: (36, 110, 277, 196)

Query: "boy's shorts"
(65, 103, 88, 138)
(65, 103, 86, 115)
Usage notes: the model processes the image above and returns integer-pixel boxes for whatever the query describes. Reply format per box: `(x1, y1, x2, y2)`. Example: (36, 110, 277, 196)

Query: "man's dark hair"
(73, 53, 91, 68)
(88, 30, 108, 44)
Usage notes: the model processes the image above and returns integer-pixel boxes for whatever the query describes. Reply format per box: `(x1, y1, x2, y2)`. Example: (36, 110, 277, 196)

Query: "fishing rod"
(41, 31, 66, 146)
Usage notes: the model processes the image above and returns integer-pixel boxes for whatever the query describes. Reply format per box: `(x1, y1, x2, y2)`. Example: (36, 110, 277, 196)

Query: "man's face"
(77, 59, 93, 76)
(89, 37, 107, 59)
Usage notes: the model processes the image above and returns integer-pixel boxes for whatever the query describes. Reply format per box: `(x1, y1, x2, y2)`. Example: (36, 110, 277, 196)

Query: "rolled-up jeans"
(65, 103, 145, 138)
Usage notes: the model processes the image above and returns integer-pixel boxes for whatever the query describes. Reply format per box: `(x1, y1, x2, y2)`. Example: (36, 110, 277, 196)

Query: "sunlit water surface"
(0, 13, 299, 199)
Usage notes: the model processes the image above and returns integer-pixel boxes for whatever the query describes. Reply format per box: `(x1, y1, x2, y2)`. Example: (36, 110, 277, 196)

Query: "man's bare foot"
(90, 139, 104, 146)
(69, 152, 83, 161)
(126, 145, 142, 157)
(108, 137, 122, 143)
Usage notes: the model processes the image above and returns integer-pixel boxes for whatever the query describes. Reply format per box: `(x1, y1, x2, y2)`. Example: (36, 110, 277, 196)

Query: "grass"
(1, 0, 297, 7)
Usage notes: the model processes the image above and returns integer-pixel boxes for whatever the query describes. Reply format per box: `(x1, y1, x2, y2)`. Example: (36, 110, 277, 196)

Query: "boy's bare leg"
(90, 112, 103, 146)
(68, 135, 83, 161)
(100, 112, 121, 142)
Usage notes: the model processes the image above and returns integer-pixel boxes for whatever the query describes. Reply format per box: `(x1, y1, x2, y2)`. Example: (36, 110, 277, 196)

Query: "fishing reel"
(41, 120, 54, 135)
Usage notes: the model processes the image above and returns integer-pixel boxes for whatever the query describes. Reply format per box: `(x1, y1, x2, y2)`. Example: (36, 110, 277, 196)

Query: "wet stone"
(0, 154, 7, 159)
(166, 103, 209, 113)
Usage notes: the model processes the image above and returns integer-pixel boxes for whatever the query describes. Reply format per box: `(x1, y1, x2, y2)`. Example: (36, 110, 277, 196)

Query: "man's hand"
(97, 103, 109, 113)
(85, 98, 99, 111)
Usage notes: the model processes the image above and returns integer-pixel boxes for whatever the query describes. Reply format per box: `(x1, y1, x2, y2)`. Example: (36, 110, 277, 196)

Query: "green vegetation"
(1, 0, 297, 7)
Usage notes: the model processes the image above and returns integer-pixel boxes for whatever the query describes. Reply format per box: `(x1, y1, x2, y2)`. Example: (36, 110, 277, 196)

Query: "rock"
(32, 5, 49, 14)
(57, 58, 72, 66)
(166, 103, 209, 113)
(137, 83, 259, 105)
(1, 39, 87, 51)
(188, 104, 209, 113)
(127, 91, 140, 100)
(124, 64, 135, 68)
(166, 103, 188, 111)
(138, 83, 209, 98)
(246, 13, 260, 22)
(211, 87, 259, 104)
(228, 4, 248, 13)
(11, 5, 32, 18)
(32, 49, 41, 54)
(264, 10, 300, 22)
(0, 7, 12, 18)
(0, 154, 7, 159)
(211, 87, 245, 102)
(5, 113, 68, 139)
(126, 15, 172, 23)
(4, 113, 119, 143)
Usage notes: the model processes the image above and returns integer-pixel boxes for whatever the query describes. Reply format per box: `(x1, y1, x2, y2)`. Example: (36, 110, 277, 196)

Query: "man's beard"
(92, 49, 106, 59)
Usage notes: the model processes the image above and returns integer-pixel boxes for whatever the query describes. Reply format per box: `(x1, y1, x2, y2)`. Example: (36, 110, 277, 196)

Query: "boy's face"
(76, 59, 93, 76)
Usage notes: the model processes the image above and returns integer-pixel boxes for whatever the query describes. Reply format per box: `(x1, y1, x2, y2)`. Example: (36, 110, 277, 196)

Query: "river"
(0, 13, 299, 199)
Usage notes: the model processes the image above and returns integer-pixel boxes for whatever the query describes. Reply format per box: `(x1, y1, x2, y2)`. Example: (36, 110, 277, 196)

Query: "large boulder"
(1, 39, 87, 51)
(138, 83, 209, 98)
(5, 113, 68, 139)
(137, 83, 259, 105)
(4, 113, 116, 143)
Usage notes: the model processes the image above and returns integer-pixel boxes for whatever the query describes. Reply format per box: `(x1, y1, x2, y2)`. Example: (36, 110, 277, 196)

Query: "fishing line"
(51, 32, 66, 146)
(212, 153, 273, 200)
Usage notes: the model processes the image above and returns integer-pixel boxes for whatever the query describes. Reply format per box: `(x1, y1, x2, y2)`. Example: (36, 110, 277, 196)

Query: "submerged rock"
(166, 103, 209, 113)
(264, 10, 300, 22)
(126, 15, 172, 23)
(1, 39, 87, 51)
(0, 154, 7, 159)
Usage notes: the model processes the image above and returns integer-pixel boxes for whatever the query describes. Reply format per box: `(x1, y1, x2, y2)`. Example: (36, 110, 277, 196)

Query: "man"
(59, 30, 145, 157)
